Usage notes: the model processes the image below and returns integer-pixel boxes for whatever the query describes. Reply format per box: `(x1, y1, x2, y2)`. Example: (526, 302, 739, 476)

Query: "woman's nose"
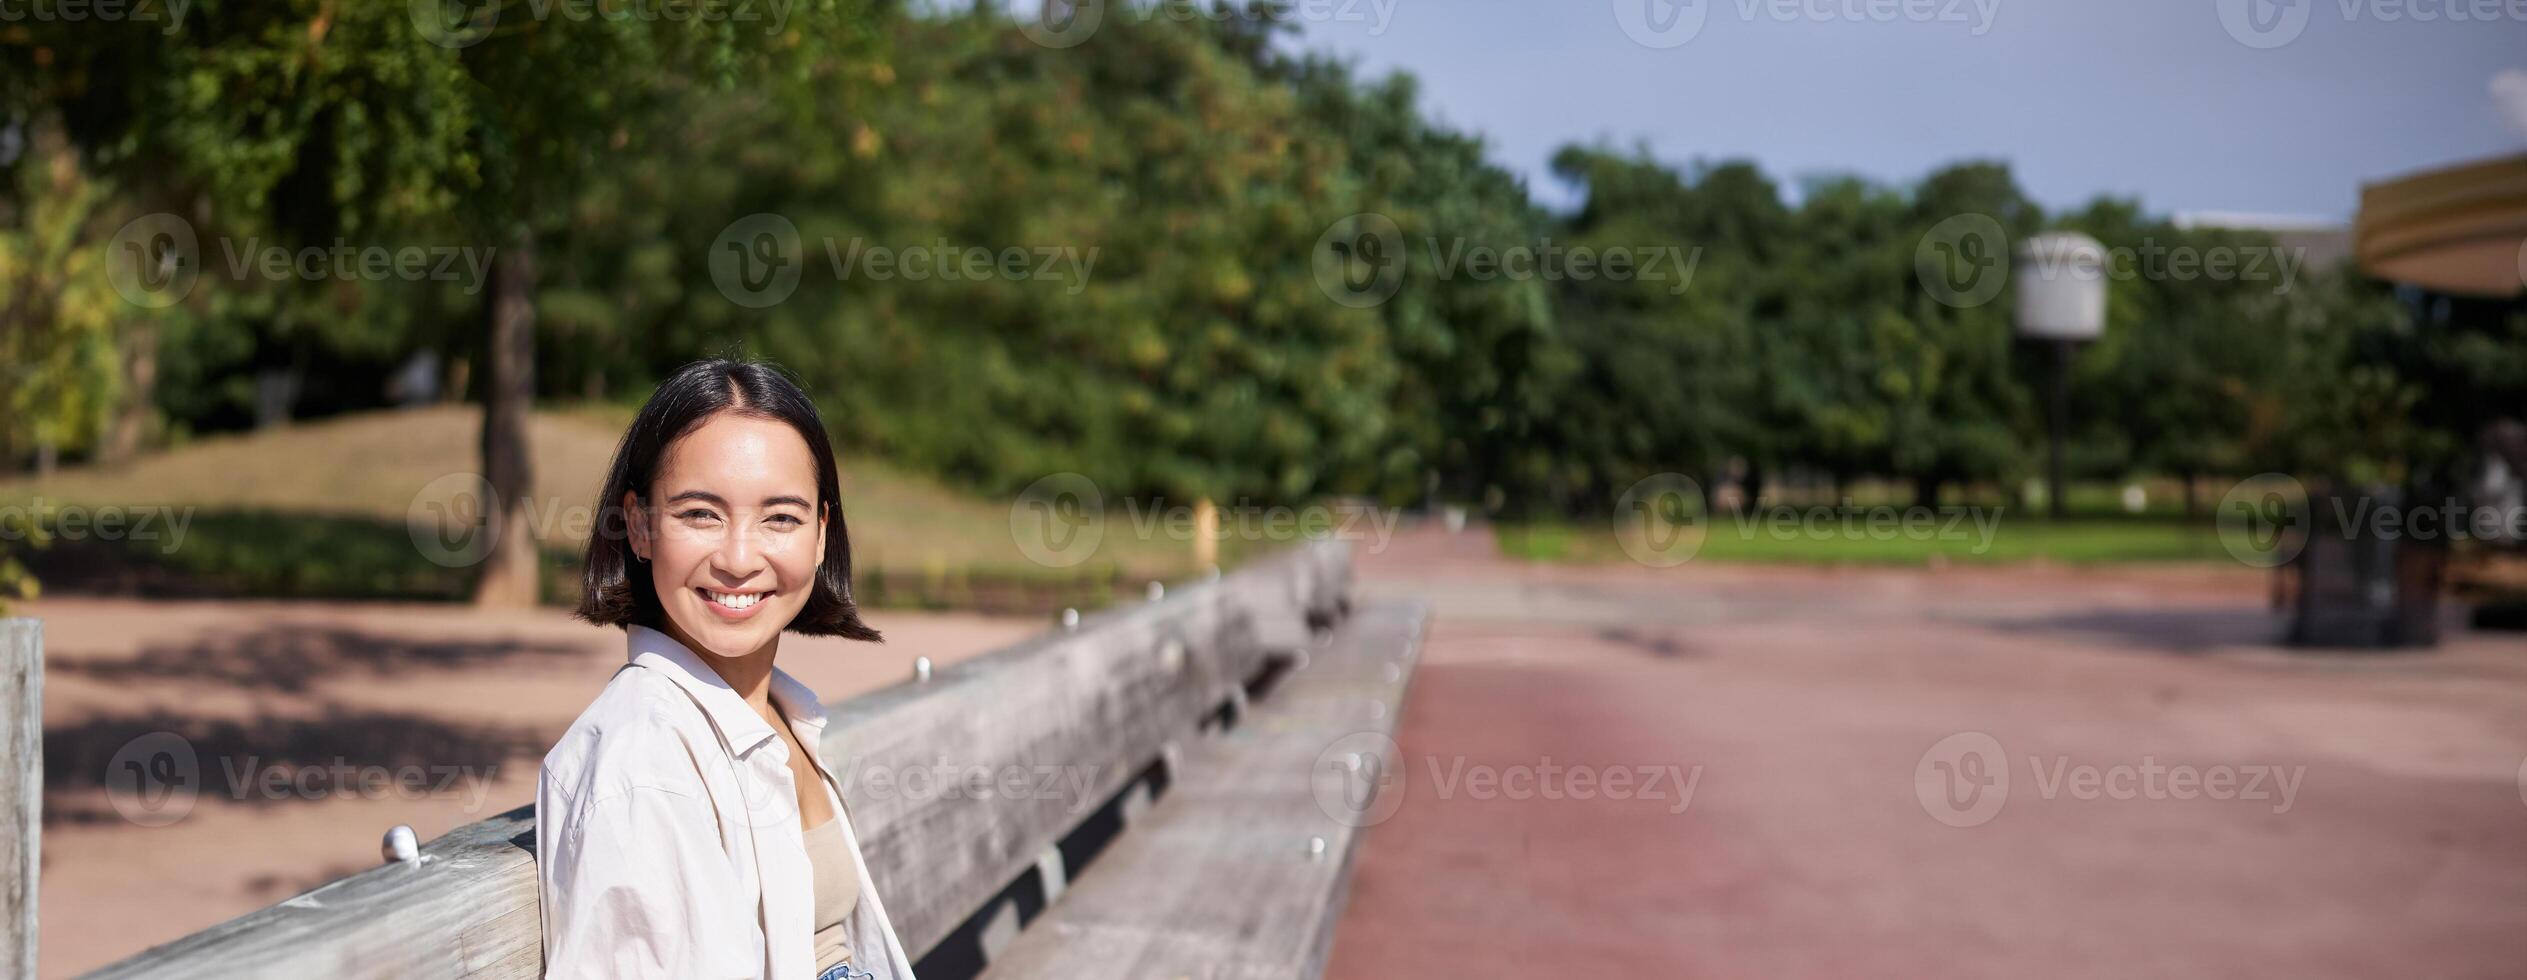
(711, 523, 766, 574)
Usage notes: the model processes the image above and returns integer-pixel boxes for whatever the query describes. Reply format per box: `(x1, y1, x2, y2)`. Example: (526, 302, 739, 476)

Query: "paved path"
(1325, 526, 2527, 979)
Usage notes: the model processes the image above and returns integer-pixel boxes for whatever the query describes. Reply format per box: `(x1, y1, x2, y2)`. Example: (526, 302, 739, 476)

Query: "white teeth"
(707, 590, 761, 609)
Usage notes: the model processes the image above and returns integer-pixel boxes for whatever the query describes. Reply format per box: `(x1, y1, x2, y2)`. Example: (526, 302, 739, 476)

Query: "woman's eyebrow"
(662, 489, 811, 510)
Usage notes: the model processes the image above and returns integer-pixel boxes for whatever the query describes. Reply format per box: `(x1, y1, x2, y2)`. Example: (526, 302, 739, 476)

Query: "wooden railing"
(78, 540, 1364, 979)
(1, 619, 36, 979)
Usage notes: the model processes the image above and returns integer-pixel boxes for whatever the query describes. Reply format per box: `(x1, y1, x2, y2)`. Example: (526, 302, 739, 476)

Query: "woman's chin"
(667, 610, 773, 659)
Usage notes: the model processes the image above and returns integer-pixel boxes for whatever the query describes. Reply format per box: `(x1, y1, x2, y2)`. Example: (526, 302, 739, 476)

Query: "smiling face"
(624, 411, 828, 661)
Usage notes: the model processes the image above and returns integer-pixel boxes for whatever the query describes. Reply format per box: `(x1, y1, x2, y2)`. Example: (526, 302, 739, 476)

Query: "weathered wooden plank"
(2, 619, 38, 980)
(88, 807, 545, 980)
(828, 559, 1273, 959)
(83, 541, 1355, 979)
(977, 599, 1429, 980)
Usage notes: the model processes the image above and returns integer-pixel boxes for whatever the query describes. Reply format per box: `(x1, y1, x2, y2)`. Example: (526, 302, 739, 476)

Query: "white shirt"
(537, 625, 917, 980)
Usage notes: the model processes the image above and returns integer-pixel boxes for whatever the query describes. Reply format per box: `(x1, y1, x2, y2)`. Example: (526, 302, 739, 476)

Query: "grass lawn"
(1497, 507, 2241, 566)
(0, 405, 1216, 611)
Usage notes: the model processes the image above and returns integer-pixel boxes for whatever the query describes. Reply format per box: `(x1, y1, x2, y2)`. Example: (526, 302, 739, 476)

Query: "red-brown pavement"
(1324, 525, 2527, 980)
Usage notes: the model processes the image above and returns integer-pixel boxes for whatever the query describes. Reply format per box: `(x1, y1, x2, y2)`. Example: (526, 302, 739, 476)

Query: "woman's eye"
(765, 514, 804, 529)
(677, 509, 721, 524)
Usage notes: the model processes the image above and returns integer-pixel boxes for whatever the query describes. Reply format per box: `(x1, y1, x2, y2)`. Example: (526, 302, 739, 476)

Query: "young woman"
(537, 359, 915, 980)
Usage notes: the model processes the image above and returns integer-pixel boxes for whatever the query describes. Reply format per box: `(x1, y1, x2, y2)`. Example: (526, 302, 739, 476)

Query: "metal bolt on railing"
(382, 825, 420, 866)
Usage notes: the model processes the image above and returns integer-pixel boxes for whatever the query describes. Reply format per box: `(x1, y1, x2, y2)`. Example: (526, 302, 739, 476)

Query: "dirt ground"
(29, 598, 1041, 978)
(1324, 527, 2527, 979)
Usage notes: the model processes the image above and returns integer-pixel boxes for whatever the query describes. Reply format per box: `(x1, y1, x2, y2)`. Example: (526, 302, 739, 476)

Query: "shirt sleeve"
(538, 778, 762, 980)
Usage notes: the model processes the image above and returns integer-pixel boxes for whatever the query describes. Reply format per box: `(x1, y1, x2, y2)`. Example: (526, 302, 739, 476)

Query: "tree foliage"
(3, 0, 2509, 553)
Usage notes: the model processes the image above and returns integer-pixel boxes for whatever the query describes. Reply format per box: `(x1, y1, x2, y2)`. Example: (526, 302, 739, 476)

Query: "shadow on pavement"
(41, 706, 544, 826)
(54, 624, 585, 693)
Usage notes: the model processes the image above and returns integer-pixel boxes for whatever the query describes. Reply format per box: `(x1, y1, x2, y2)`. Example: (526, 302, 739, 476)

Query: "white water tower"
(2014, 232, 2110, 518)
(2015, 233, 2108, 341)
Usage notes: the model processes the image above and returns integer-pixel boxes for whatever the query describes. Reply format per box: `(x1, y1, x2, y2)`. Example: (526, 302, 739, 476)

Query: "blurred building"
(2173, 211, 2354, 270)
(2350, 152, 2527, 635)
(2355, 152, 2527, 299)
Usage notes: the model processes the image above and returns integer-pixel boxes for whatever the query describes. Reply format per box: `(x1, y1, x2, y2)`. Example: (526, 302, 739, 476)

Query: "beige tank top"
(803, 816, 861, 970)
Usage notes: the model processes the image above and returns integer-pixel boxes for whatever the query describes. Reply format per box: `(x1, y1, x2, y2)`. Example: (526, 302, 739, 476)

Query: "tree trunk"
(1913, 474, 1941, 510)
(471, 235, 540, 608)
(101, 323, 156, 464)
(2181, 472, 2201, 521)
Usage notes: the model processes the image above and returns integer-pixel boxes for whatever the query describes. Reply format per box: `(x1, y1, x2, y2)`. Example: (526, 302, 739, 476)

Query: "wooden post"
(1193, 497, 1218, 568)
(1, 619, 38, 980)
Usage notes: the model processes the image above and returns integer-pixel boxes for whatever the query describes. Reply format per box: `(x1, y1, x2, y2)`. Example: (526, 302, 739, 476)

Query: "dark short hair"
(576, 359, 882, 643)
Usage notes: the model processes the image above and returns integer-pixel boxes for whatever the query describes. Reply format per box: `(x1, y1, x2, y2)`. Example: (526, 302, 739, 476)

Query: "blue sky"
(1280, 0, 2527, 219)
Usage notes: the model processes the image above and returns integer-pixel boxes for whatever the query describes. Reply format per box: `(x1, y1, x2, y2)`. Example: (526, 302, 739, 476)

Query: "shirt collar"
(625, 624, 830, 755)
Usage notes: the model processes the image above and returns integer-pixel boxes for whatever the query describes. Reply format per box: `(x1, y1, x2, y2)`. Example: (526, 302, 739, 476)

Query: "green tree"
(5, 0, 874, 604)
(1286, 61, 1560, 508)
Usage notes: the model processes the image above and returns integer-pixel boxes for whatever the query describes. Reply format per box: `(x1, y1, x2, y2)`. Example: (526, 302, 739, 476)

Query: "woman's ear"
(621, 490, 650, 561)
(815, 502, 830, 570)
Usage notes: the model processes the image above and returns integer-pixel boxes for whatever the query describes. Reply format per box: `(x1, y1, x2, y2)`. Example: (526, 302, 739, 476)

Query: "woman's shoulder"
(538, 663, 714, 809)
